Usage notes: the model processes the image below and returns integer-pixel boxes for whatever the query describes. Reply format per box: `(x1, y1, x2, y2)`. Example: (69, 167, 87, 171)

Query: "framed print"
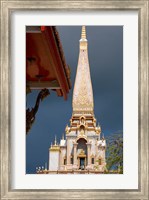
(0, 0, 148, 199)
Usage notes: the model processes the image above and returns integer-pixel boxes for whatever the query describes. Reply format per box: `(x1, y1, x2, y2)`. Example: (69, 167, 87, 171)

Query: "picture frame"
(0, 0, 148, 199)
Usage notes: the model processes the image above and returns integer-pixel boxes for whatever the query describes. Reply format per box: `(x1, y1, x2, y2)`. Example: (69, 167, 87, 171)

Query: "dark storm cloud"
(26, 26, 123, 173)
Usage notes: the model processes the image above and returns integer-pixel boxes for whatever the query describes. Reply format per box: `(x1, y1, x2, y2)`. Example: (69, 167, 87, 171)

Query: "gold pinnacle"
(81, 26, 86, 39)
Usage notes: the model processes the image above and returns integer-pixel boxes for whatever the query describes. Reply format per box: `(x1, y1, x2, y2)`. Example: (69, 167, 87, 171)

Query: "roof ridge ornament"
(54, 135, 57, 145)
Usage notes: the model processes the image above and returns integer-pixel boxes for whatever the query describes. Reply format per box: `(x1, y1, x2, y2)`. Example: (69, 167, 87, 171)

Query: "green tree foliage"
(106, 131, 123, 173)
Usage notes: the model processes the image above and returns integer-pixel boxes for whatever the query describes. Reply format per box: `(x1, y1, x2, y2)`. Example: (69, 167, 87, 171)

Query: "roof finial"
(81, 26, 86, 39)
(45, 162, 47, 170)
(54, 135, 57, 145)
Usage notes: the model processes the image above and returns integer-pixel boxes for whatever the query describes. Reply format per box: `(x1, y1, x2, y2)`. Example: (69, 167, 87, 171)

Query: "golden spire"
(50, 136, 60, 151)
(72, 26, 94, 113)
(81, 26, 86, 40)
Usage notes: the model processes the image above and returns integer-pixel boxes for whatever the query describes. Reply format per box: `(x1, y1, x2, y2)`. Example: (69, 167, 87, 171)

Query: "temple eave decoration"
(26, 26, 71, 100)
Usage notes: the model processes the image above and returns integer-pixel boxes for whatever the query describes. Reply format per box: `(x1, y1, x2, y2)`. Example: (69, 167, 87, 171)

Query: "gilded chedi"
(48, 26, 106, 173)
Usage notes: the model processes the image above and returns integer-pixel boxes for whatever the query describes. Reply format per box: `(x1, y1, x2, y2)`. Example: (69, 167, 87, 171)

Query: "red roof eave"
(41, 26, 70, 100)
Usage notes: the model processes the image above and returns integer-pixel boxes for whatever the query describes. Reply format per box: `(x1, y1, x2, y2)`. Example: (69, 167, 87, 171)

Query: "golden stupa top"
(72, 26, 94, 113)
(49, 136, 60, 151)
(81, 26, 86, 40)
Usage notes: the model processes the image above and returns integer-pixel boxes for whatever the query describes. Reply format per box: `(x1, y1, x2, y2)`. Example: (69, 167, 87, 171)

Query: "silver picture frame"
(0, 0, 148, 199)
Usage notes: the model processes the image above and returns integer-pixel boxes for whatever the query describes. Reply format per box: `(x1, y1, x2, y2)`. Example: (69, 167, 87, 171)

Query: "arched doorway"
(77, 138, 87, 169)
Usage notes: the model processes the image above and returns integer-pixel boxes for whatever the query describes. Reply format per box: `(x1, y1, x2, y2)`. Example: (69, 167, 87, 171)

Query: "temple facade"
(48, 26, 106, 172)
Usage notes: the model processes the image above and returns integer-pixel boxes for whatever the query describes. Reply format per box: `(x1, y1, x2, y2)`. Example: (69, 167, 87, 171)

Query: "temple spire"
(72, 26, 94, 114)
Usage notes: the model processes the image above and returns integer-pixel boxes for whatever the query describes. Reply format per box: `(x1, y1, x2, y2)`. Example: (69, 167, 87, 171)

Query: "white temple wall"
(49, 151, 60, 171)
(87, 131, 96, 136)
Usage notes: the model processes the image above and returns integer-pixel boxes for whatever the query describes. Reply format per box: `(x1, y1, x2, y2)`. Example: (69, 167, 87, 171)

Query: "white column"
(87, 143, 91, 166)
(66, 138, 70, 165)
(73, 143, 78, 165)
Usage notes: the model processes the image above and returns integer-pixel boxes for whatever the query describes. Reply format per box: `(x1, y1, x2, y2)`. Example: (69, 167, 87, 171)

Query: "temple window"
(64, 158, 66, 165)
(71, 157, 73, 164)
(80, 125, 85, 135)
(98, 159, 102, 165)
(81, 118, 84, 123)
(91, 157, 94, 164)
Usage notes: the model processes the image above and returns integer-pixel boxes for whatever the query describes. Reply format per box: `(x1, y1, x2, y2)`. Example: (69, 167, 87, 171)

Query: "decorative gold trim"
(50, 149, 60, 152)
(78, 154, 86, 158)
(50, 145, 60, 151)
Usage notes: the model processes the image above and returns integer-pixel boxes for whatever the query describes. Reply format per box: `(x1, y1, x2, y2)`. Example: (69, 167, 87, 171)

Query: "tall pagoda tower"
(48, 26, 106, 173)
